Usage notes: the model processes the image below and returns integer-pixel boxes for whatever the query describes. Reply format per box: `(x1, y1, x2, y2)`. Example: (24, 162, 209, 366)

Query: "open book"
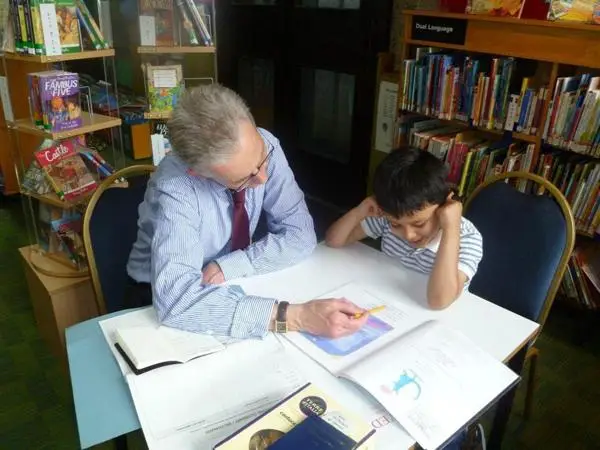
(284, 283, 520, 450)
(110, 308, 226, 375)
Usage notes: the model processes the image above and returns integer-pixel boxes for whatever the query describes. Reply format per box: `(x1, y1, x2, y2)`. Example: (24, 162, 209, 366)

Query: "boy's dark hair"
(372, 147, 450, 217)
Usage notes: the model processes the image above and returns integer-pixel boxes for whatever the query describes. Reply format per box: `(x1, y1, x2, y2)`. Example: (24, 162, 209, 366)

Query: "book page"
(100, 307, 224, 375)
(283, 282, 424, 375)
(127, 335, 307, 450)
(340, 321, 519, 450)
(116, 324, 224, 370)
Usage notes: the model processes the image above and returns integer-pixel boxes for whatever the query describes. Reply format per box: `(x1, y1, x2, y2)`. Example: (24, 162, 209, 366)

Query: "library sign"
(410, 15, 467, 45)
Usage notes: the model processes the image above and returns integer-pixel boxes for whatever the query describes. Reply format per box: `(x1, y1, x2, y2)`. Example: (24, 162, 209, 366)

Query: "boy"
(325, 147, 483, 310)
(327, 147, 486, 448)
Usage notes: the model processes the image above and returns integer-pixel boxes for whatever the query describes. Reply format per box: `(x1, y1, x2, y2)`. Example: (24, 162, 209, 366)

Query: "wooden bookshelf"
(14, 112, 122, 140)
(4, 49, 115, 63)
(137, 46, 216, 54)
(402, 10, 600, 68)
(396, 10, 600, 239)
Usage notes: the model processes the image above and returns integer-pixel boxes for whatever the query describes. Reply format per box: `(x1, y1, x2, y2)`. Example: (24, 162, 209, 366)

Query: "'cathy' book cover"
(39, 71, 82, 132)
(34, 139, 97, 202)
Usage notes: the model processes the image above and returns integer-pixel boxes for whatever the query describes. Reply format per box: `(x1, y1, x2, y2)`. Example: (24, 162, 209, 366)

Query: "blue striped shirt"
(127, 128, 317, 339)
(361, 216, 483, 285)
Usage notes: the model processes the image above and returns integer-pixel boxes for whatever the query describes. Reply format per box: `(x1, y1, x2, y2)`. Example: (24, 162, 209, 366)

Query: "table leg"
(487, 347, 528, 450)
(113, 435, 128, 450)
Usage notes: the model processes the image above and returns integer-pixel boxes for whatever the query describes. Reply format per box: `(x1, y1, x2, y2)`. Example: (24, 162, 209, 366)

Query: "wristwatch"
(275, 301, 289, 333)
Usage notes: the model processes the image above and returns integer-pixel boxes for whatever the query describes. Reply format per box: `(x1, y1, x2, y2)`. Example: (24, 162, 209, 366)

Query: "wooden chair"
(83, 165, 155, 316)
(464, 171, 575, 445)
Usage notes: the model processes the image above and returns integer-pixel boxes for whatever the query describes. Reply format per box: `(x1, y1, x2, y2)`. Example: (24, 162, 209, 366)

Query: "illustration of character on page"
(301, 314, 393, 356)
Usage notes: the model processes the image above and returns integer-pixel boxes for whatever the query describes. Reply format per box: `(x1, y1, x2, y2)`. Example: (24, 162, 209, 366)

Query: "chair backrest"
(83, 165, 156, 315)
(464, 171, 575, 328)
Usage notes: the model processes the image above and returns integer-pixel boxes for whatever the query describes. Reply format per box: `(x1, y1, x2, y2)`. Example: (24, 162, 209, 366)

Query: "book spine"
(75, 6, 100, 49)
(73, 0, 107, 48)
(175, 0, 199, 45)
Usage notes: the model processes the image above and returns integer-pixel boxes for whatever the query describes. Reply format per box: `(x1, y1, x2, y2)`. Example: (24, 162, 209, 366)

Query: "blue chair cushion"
(465, 181, 568, 322)
(89, 177, 149, 313)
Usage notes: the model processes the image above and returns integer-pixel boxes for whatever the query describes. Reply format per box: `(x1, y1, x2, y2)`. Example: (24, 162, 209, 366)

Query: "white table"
(67, 242, 539, 449)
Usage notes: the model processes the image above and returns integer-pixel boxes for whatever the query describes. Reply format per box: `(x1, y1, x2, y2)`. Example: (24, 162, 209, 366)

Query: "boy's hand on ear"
(357, 196, 381, 219)
(437, 194, 462, 231)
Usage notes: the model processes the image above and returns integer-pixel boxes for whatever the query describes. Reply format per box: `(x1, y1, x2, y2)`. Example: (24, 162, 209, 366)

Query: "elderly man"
(126, 84, 368, 340)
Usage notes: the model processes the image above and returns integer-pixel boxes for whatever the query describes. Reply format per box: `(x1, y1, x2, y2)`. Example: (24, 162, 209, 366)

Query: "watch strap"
(275, 301, 289, 333)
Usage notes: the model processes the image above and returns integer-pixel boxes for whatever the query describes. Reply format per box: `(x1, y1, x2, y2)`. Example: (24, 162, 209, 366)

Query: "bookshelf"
(0, 1, 124, 278)
(390, 10, 600, 310)
(136, 0, 218, 164)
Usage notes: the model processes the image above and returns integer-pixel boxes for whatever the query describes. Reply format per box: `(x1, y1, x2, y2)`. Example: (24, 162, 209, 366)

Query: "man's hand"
(356, 196, 381, 220)
(287, 298, 369, 338)
(202, 262, 225, 285)
(437, 194, 463, 231)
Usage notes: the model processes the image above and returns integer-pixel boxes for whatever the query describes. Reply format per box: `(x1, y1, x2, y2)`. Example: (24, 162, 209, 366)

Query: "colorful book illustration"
(50, 212, 86, 266)
(466, 0, 526, 17)
(55, 0, 81, 53)
(214, 383, 375, 450)
(283, 282, 520, 450)
(144, 63, 183, 113)
(34, 139, 97, 202)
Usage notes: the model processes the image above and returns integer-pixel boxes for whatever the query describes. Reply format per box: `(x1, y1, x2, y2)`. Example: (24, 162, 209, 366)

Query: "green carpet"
(0, 194, 599, 449)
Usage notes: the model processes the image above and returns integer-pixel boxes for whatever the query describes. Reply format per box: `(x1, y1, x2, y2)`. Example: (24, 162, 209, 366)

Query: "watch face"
(276, 321, 287, 333)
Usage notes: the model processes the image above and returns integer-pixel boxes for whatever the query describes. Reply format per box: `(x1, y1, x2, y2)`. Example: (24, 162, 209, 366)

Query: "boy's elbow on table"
(324, 231, 345, 248)
(427, 291, 460, 310)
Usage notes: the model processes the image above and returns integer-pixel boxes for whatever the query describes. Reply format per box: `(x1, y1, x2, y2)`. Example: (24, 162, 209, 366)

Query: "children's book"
(466, 0, 526, 17)
(283, 282, 520, 450)
(138, 0, 175, 46)
(39, 71, 82, 132)
(55, 0, 82, 53)
(214, 383, 375, 450)
(34, 139, 97, 201)
(144, 63, 183, 113)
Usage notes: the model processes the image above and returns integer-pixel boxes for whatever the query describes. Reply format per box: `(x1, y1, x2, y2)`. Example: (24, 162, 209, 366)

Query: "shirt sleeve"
(458, 225, 484, 284)
(216, 130, 317, 280)
(361, 216, 387, 239)
(151, 178, 276, 339)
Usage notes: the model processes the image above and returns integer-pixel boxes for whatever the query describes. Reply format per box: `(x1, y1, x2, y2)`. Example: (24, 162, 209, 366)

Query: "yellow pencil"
(353, 305, 386, 319)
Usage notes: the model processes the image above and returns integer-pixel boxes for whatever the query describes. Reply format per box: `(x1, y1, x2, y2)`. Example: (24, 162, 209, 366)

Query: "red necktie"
(231, 189, 250, 251)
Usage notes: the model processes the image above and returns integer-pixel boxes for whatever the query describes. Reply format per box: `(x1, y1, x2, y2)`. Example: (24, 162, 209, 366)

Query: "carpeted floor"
(0, 194, 599, 449)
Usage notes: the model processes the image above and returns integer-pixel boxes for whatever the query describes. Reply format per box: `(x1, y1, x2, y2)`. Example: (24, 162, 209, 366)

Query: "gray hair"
(167, 83, 255, 172)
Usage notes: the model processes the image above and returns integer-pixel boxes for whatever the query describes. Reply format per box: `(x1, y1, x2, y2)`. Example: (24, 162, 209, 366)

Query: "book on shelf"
(144, 63, 183, 113)
(111, 307, 227, 375)
(7, 0, 108, 56)
(560, 244, 600, 310)
(138, 0, 213, 47)
(401, 49, 545, 136)
(34, 138, 97, 202)
(282, 282, 520, 450)
(214, 383, 375, 450)
(28, 70, 82, 132)
(466, 0, 527, 18)
(395, 114, 600, 233)
(543, 74, 600, 157)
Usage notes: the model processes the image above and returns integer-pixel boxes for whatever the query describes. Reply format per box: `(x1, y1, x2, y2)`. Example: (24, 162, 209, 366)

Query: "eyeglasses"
(233, 146, 274, 192)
